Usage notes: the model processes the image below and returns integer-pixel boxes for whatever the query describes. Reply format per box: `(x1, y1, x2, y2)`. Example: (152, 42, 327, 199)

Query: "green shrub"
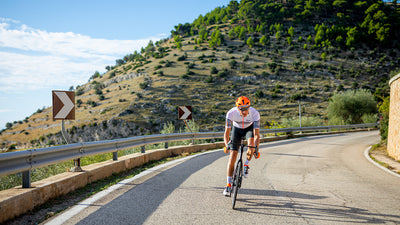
(327, 89, 377, 124)
(281, 116, 322, 127)
(210, 66, 218, 74)
(378, 96, 389, 140)
(255, 90, 264, 98)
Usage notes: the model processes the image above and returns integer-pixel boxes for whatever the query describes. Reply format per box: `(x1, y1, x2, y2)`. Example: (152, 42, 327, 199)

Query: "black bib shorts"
(229, 123, 254, 151)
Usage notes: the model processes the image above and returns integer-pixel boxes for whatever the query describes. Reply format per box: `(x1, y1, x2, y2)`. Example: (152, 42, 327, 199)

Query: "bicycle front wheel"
(232, 160, 242, 209)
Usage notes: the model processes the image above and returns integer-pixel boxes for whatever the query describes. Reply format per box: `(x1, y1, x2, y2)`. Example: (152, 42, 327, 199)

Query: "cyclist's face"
(239, 107, 249, 117)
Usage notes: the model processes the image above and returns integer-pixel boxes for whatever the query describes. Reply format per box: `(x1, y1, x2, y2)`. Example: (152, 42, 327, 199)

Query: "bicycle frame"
(229, 139, 257, 209)
(230, 139, 245, 209)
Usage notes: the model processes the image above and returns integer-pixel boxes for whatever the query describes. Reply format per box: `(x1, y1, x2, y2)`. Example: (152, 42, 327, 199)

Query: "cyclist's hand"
(254, 146, 260, 159)
(224, 145, 230, 154)
(224, 140, 231, 154)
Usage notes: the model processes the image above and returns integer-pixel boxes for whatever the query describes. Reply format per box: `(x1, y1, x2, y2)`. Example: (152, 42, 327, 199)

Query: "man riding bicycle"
(223, 96, 260, 196)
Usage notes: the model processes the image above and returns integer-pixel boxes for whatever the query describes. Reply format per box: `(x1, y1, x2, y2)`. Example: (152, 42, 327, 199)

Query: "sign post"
(52, 91, 81, 172)
(178, 106, 192, 120)
(178, 106, 194, 144)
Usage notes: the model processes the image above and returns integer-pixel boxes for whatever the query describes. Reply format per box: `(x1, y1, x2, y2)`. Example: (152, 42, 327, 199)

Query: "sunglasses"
(239, 106, 250, 111)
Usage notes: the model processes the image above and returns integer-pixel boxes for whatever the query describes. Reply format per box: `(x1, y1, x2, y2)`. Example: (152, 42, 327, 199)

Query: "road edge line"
(364, 146, 400, 179)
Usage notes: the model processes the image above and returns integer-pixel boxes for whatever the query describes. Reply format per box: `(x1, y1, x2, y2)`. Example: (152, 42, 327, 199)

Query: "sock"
(244, 159, 250, 166)
(227, 176, 232, 184)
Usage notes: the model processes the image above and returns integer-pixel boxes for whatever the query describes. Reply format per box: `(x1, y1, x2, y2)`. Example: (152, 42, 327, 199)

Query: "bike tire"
(232, 160, 242, 209)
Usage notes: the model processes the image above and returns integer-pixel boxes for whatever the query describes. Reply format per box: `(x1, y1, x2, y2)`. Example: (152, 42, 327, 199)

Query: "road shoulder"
(368, 144, 400, 177)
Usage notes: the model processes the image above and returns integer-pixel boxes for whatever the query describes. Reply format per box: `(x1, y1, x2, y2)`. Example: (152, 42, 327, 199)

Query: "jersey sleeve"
(225, 109, 233, 128)
(252, 108, 261, 129)
(225, 119, 232, 128)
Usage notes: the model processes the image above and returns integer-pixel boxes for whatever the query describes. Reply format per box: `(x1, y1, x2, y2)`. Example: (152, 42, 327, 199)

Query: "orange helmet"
(236, 96, 250, 109)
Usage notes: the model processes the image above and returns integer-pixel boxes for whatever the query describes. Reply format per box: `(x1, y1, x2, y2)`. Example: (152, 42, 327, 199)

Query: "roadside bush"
(327, 89, 377, 124)
(281, 116, 322, 127)
(378, 96, 390, 140)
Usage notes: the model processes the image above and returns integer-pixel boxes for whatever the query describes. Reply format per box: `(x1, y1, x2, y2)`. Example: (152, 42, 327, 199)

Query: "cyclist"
(223, 96, 260, 196)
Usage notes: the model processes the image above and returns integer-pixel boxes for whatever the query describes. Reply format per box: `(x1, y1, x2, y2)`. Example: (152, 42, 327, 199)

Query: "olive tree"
(327, 89, 377, 124)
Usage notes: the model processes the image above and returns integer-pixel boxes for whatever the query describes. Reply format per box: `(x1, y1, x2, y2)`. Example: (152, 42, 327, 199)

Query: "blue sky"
(0, 0, 231, 129)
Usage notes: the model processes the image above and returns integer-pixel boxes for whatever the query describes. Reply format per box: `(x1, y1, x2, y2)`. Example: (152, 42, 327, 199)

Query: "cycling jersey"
(225, 107, 260, 129)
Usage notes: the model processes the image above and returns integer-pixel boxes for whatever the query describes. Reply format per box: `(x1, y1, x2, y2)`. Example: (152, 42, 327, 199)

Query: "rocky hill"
(1, 0, 399, 150)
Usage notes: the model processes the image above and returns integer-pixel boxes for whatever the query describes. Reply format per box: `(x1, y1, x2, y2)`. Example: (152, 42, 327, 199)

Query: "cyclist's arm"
(253, 119, 260, 148)
(224, 127, 231, 147)
(224, 118, 232, 146)
(254, 128, 260, 149)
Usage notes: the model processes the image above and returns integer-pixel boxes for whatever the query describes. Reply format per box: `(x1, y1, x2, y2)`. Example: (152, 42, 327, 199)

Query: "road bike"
(224, 139, 259, 209)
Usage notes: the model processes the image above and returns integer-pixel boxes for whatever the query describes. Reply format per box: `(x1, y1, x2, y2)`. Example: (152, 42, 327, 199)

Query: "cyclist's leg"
(246, 137, 255, 160)
(227, 150, 238, 177)
(228, 126, 242, 177)
(245, 124, 255, 161)
(224, 127, 242, 195)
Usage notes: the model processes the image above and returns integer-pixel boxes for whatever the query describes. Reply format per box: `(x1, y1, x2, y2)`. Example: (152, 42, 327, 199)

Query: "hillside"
(1, 0, 399, 150)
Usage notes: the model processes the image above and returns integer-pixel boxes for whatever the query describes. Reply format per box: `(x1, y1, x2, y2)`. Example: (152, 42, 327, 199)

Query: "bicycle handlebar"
(225, 140, 257, 149)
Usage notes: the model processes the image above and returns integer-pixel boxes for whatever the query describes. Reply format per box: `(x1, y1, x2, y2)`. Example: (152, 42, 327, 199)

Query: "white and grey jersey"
(225, 107, 260, 129)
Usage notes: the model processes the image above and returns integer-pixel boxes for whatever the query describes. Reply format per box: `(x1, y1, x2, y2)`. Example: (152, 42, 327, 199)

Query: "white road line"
(364, 146, 400, 178)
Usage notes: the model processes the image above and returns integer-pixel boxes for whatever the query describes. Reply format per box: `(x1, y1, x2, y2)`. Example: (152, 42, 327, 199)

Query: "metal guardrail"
(0, 123, 378, 187)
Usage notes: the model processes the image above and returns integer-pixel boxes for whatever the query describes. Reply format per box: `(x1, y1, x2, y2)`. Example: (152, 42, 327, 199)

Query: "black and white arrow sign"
(52, 90, 75, 120)
(178, 106, 192, 120)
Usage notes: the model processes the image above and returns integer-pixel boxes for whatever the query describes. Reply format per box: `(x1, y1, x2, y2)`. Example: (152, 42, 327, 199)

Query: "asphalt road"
(46, 130, 400, 225)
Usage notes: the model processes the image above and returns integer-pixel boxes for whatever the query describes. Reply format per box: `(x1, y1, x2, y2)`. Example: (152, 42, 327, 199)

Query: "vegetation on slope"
(1, 0, 400, 150)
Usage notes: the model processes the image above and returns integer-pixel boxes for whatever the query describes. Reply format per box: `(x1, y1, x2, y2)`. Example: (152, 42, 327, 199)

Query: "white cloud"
(0, 109, 13, 113)
(0, 17, 166, 92)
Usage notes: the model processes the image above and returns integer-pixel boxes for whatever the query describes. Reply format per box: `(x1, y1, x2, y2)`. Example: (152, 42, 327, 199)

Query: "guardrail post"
(113, 152, 118, 161)
(22, 170, 31, 188)
(141, 146, 145, 153)
(164, 142, 168, 149)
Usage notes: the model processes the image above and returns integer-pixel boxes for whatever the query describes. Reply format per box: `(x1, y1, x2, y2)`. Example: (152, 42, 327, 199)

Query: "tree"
(327, 89, 377, 124)
(116, 59, 125, 66)
(229, 59, 237, 69)
(6, 122, 12, 129)
(314, 27, 324, 46)
(288, 26, 295, 37)
(176, 41, 182, 50)
(209, 28, 223, 48)
(238, 26, 246, 40)
(246, 37, 254, 48)
(346, 27, 358, 48)
(259, 35, 268, 47)
(275, 30, 282, 40)
(198, 27, 208, 42)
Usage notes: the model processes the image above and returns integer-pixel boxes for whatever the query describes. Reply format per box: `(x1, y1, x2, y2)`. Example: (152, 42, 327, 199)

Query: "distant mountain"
(1, 0, 399, 150)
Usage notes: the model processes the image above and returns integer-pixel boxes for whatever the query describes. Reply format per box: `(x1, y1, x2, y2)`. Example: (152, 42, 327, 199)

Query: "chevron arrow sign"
(178, 106, 192, 120)
(52, 90, 75, 120)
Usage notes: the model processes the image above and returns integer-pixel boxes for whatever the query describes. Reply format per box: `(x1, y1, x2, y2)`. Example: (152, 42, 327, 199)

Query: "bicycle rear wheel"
(232, 160, 242, 209)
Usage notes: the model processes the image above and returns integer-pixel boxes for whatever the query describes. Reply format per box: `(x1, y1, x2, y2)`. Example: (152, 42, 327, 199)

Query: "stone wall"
(388, 74, 400, 160)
